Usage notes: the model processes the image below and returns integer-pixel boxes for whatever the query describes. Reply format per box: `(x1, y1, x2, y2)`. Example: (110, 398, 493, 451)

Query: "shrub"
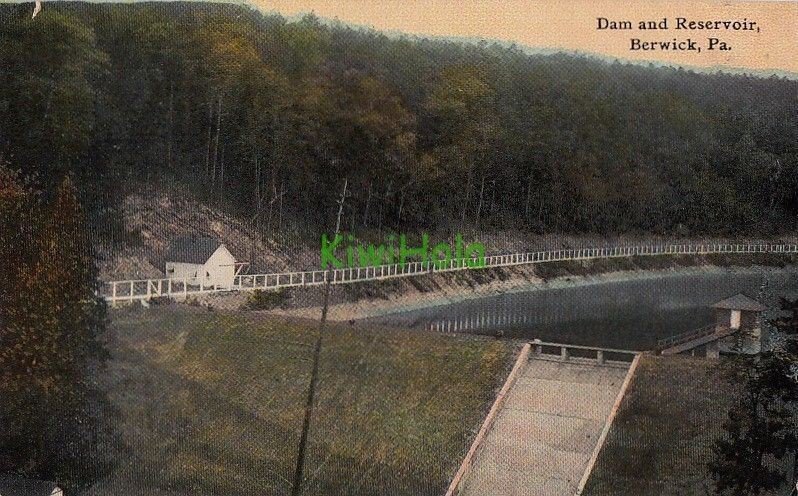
(242, 289, 289, 310)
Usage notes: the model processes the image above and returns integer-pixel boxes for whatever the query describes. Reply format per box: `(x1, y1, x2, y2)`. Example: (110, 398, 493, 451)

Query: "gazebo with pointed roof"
(711, 292, 767, 356)
(711, 293, 767, 313)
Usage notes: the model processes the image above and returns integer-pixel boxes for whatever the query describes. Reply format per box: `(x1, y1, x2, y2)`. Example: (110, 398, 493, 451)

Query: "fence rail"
(100, 243, 798, 304)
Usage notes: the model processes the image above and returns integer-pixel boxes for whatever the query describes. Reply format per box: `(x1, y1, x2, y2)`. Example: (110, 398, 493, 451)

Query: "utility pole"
(291, 178, 348, 496)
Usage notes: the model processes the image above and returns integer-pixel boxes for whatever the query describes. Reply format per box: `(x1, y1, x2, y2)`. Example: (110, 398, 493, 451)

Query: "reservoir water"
(363, 268, 798, 350)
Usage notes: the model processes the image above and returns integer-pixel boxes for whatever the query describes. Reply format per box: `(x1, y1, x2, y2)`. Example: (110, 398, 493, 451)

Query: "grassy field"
(85, 306, 513, 496)
(583, 354, 744, 496)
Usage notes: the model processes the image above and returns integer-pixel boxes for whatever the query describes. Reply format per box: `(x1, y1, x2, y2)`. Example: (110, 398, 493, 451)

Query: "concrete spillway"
(458, 357, 632, 496)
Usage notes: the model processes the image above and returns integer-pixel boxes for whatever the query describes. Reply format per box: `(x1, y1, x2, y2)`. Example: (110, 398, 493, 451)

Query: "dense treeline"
(0, 166, 114, 491)
(1, 2, 796, 241)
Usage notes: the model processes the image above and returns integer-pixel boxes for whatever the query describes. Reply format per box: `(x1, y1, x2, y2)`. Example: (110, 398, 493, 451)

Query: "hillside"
(98, 184, 798, 283)
(1, 1, 797, 243)
(96, 187, 316, 280)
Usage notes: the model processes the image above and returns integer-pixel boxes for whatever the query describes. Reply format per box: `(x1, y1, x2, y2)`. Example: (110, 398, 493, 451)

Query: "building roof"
(712, 293, 767, 312)
(165, 236, 224, 265)
(0, 475, 62, 496)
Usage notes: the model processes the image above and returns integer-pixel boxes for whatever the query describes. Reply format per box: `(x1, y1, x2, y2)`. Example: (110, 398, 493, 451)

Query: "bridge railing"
(101, 243, 798, 304)
(655, 323, 747, 353)
(531, 340, 639, 365)
(656, 324, 718, 350)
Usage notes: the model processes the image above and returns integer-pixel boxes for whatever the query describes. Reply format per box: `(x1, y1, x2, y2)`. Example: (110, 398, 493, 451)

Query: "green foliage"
(709, 298, 798, 494)
(242, 288, 290, 311)
(0, 2, 796, 237)
(0, 166, 115, 491)
(0, 9, 109, 187)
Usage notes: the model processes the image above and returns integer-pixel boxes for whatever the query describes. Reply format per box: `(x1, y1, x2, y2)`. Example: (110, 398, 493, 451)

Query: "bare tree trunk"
(278, 180, 285, 232)
(167, 81, 174, 170)
(266, 173, 276, 235)
(218, 145, 225, 205)
(363, 182, 372, 227)
(255, 153, 261, 228)
(205, 103, 213, 183)
(538, 197, 545, 225)
(461, 162, 473, 229)
(377, 183, 390, 233)
(525, 170, 535, 223)
(489, 180, 497, 217)
(291, 179, 348, 496)
(252, 153, 260, 264)
(769, 158, 783, 210)
(212, 94, 222, 185)
(398, 189, 405, 224)
(475, 175, 485, 228)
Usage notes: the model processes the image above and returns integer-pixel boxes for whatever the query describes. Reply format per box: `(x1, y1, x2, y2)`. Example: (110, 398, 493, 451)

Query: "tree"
(424, 64, 497, 230)
(709, 297, 798, 495)
(1, 2, 798, 238)
(0, 168, 114, 491)
(0, 11, 108, 188)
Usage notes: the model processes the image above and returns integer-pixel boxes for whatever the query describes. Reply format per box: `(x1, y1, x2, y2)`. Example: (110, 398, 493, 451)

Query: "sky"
(252, 0, 798, 75)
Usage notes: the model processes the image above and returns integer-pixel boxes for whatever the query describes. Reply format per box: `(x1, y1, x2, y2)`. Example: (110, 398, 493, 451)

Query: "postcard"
(1, 1, 796, 495)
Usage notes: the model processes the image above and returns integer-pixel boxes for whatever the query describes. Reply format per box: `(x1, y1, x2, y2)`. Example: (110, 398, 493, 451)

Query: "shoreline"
(266, 263, 798, 322)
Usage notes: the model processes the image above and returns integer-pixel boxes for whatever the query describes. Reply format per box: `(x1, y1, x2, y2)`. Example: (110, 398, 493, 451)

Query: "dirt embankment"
(96, 190, 316, 281)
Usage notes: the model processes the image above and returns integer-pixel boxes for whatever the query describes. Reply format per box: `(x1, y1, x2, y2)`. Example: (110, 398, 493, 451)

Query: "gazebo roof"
(712, 293, 767, 312)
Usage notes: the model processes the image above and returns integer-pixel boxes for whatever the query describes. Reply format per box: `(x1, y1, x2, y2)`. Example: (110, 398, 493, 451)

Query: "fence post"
(596, 350, 605, 365)
(561, 346, 569, 361)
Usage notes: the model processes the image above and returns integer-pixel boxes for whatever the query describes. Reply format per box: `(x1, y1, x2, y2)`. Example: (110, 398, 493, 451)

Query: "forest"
(1, 1, 797, 243)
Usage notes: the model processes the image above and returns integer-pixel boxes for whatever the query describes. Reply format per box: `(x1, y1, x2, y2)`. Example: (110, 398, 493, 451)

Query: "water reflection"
(364, 269, 798, 350)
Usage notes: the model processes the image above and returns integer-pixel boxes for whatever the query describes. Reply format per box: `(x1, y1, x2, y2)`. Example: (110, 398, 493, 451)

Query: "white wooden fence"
(101, 243, 798, 304)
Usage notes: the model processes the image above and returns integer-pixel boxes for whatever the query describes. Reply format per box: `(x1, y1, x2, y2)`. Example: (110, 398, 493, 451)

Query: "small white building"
(164, 236, 241, 288)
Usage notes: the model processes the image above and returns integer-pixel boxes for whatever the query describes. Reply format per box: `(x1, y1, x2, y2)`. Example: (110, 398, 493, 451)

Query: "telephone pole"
(291, 178, 348, 496)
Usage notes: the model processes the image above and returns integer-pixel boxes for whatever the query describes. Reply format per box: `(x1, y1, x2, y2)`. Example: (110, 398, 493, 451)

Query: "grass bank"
(87, 307, 515, 496)
(583, 354, 741, 496)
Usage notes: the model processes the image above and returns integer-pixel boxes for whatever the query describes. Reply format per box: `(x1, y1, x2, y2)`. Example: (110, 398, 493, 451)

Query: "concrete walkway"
(459, 358, 631, 496)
